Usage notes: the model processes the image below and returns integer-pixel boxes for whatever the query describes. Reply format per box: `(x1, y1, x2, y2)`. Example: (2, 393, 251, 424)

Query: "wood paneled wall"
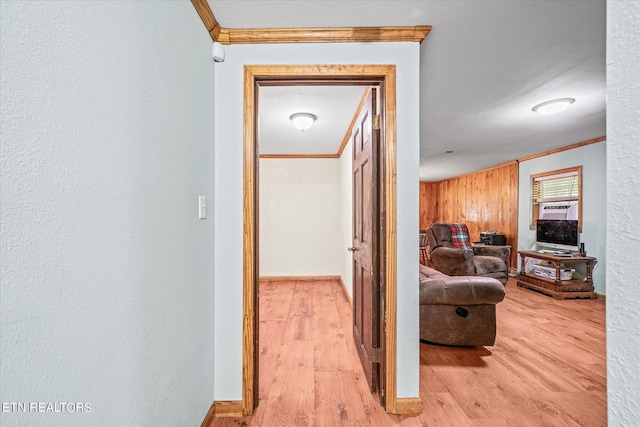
(420, 161, 519, 269)
(419, 182, 439, 230)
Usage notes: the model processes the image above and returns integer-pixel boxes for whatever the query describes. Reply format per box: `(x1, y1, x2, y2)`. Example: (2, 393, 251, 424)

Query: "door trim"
(243, 64, 398, 415)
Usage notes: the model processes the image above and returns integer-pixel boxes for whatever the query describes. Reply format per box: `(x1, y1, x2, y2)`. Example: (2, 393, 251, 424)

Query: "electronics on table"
(534, 200, 585, 257)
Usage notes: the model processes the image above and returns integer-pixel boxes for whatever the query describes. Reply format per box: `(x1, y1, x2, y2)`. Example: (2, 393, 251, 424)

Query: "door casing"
(242, 64, 398, 415)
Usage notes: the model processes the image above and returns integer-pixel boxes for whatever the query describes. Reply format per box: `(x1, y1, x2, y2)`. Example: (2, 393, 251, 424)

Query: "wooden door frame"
(242, 64, 398, 415)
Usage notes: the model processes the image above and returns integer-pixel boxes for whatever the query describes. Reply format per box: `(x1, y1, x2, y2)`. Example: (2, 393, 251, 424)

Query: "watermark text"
(2, 402, 91, 413)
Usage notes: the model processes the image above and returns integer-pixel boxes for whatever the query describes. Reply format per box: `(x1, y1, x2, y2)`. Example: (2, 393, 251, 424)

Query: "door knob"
(348, 247, 358, 252)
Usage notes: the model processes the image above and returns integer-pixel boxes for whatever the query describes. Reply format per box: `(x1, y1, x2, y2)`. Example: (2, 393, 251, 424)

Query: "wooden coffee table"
(517, 250, 597, 300)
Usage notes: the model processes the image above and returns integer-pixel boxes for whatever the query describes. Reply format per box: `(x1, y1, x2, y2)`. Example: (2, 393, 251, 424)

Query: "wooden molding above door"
(220, 26, 431, 45)
(243, 64, 402, 415)
(191, 0, 431, 44)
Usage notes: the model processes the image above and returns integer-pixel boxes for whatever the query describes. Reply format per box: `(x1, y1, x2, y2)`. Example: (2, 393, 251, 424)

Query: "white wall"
(606, 1, 640, 425)
(259, 151, 353, 295)
(259, 158, 343, 276)
(339, 139, 354, 298)
(214, 42, 421, 399)
(518, 141, 607, 294)
(0, 2, 215, 426)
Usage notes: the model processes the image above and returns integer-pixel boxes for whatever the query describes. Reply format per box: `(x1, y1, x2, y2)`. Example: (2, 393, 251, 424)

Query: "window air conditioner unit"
(539, 201, 578, 220)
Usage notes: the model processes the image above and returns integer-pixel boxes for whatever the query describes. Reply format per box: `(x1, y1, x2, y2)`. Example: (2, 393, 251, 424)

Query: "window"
(531, 166, 582, 231)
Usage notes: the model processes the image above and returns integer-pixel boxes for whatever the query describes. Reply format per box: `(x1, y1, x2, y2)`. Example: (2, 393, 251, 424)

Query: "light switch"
(198, 196, 207, 219)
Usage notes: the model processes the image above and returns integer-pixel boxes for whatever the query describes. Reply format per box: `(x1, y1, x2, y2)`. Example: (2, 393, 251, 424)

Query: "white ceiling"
(209, 0, 606, 180)
(259, 86, 367, 156)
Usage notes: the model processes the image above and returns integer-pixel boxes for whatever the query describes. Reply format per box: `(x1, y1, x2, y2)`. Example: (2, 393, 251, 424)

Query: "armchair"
(426, 223, 509, 284)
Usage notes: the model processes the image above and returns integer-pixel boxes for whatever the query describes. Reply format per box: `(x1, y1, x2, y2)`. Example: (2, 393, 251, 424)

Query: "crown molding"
(259, 154, 339, 159)
(191, 0, 222, 41)
(224, 26, 431, 45)
(191, 1, 431, 44)
(517, 136, 606, 163)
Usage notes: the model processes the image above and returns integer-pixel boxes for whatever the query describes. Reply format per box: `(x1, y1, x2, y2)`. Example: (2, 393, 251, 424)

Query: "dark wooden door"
(351, 88, 380, 394)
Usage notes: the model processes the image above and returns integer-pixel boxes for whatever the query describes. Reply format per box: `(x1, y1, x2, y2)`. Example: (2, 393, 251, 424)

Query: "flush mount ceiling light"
(289, 112, 317, 132)
(532, 98, 575, 115)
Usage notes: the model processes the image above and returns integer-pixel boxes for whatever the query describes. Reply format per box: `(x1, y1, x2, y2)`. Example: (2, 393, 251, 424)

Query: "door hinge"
(373, 347, 381, 363)
(372, 114, 380, 130)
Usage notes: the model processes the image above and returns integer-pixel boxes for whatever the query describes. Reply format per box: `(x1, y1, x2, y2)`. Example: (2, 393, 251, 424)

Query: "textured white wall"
(259, 158, 342, 276)
(214, 42, 420, 399)
(606, 1, 640, 425)
(0, 2, 215, 426)
(518, 142, 607, 293)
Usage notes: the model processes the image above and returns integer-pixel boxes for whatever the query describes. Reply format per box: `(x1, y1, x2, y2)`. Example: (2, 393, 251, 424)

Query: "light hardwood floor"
(207, 278, 606, 426)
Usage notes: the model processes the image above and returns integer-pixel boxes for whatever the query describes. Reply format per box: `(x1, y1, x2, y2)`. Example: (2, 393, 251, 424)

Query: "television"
(536, 219, 579, 252)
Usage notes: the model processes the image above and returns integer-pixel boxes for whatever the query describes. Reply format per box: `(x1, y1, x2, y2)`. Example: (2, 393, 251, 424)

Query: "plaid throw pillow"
(448, 223, 472, 251)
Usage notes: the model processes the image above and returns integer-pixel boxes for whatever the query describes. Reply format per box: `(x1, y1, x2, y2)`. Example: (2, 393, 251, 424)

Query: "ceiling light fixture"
(290, 112, 317, 132)
(532, 98, 575, 115)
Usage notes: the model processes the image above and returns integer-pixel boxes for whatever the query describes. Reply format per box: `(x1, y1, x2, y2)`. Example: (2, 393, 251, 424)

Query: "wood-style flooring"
(207, 278, 606, 426)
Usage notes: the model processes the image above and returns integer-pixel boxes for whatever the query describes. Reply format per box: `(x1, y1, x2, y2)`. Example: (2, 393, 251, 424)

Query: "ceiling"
(259, 86, 367, 157)
(208, 0, 606, 180)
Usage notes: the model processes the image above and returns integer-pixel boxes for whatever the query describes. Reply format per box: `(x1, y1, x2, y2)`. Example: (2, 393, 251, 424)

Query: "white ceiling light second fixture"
(290, 112, 317, 132)
(532, 98, 576, 115)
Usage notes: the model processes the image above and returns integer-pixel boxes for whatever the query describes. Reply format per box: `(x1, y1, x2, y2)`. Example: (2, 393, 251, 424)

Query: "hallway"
(208, 278, 606, 426)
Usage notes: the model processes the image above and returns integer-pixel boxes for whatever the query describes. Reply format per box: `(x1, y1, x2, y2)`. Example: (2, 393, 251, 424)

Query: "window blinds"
(532, 172, 579, 202)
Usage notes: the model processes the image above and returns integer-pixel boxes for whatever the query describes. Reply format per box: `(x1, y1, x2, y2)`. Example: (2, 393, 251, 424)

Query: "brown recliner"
(419, 264, 505, 346)
(426, 223, 509, 285)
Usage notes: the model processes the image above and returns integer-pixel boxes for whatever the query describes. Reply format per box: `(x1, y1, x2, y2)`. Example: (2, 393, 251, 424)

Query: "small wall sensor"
(211, 42, 225, 63)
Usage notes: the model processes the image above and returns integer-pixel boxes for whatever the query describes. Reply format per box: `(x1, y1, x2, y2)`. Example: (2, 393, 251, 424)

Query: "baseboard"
(259, 275, 341, 282)
(339, 276, 353, 305)
(394, 397, 423, 415)
(201, 400, 243, 425)
(214, 400, 243, 417)
(200, 401, 216, 426)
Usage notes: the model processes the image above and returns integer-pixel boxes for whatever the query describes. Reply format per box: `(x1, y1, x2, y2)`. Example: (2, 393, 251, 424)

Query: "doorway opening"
(242, 64, 399, 415)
